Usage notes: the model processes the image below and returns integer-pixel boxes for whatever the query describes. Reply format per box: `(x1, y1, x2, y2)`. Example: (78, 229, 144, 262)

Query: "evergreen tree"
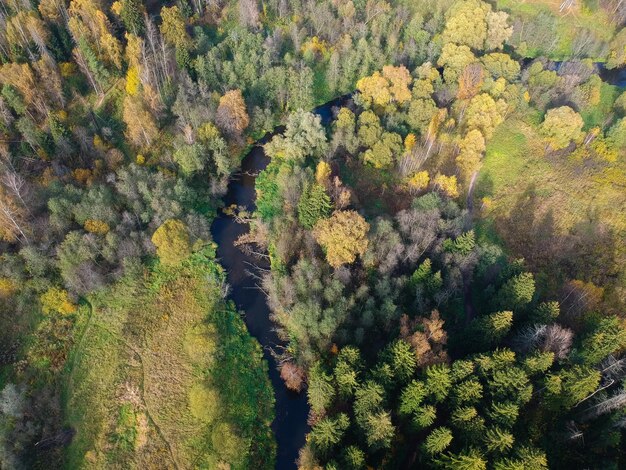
(298, 183, 332, 229)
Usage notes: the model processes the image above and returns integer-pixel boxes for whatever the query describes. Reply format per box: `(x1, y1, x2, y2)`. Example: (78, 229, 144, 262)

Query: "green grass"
(62, 250, 275, 469)
(496, 0, 616, 60)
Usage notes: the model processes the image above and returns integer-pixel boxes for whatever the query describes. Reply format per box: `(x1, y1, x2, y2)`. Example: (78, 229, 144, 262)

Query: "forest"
(0, 0, 626, 468)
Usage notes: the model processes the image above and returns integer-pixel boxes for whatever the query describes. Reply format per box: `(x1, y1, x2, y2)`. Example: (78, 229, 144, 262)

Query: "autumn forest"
(1, 0, 626, 468)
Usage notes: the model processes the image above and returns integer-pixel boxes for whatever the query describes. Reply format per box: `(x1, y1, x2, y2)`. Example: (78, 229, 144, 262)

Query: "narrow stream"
(210, 96, 350, 470)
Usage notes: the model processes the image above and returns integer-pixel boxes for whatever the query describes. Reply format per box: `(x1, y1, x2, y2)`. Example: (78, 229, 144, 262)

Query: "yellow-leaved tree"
(151, 219, 192, 266)
(313, 210, 369, 268)
(40, 287, 77, 315)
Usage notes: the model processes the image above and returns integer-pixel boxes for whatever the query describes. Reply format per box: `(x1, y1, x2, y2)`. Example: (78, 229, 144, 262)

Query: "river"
(210, 96, 350, 470)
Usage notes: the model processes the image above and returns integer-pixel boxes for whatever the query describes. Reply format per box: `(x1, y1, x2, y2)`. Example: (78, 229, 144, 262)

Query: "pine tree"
(437, 448, 487, 470)
(298, 183, 332, 229)
(308, 362, 335, 414)
(424, 427, 453, 455)
(309, 413, 349, 453)
(483, 426, 514, 453)
(425, 364, 452, 402)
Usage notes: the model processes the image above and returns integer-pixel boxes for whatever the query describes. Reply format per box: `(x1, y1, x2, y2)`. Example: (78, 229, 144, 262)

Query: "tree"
(151, 219, 192, 266)
(309, 413, 349, 453)
(540, 106, 584, 150)
(425, 363, 452, 402)
(265, 110, 327, 161)
(465, 93, 504, 139)
(357, 110, 383, 147)
(308, 362, 335, 414)
(442, 0, 489, 50)
(485, 11, 513, 50)
(496, 272, 535, 311)
(438, 43, 477, 83)
(362, 132, 403, 168)
(342, 446, 366, 469)
(483, 426, 514, 453)
(579, 317, 626, 366)
(115, 0, 144, 34)
(482, 53, 520, 81)
(356, 65, 412, 107)
(174, 143, 208, 175)
(298, 184, 332, 229)
(433, 174, 459, 198)
(365, 411, 394, 449)
(123, 95, 158, 147)
(40, 287, 77, 315)
(313, 211, 369, 268)
(437, 448, 487, 470)
(407, 98, 438, 134)
(216, 89, 249, 137)
(545, 365, 601, 410)
(424, 427, 453, 455)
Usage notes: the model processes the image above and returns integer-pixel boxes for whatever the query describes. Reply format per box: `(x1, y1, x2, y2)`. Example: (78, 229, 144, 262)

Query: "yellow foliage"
(433, 174, 459, 198)
(151, 219, 192, 266)
(73, 168, 94, 185)
(404, 133, 417, 151)
(84, 219, 110, 235)
(40, 287, 77, 315)
(357, 71, 391, 106)
(315, 161, 332, 185)
(136, 154, 145, 164)
(301, 36, 328, 58)
(313, 210, 369, 268)
(382, 65, 412, 104)
(198, 122, 221, 142)
(111, 0, 122, 15)
(216, 89, 249, 134)
(93, 134, 107, 151)
(0, 278, 16, 299)
(125, 66, 140, 96)
(407, 171, 430, 192)
(357, 65, 412, 107)
(59, 62, 76, 77)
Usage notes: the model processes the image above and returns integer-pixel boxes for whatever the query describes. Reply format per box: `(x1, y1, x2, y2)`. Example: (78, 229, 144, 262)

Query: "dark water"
(210, 96, 350, 470)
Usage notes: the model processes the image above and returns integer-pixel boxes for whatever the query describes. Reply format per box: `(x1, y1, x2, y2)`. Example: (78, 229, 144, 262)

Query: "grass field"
(62, 249, 275, 469)
(496, 0, 616, 60)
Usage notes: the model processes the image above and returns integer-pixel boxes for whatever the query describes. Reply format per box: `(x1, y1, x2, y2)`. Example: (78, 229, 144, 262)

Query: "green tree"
(309, 413, 350, 453)
(483, 426, 514, 453)
(308, 362, 335, 414)
(496, 272, 535, 311)
(437, 448, 487, 470)
(425, 364, 452, 402)
(297, 183, 332, 229)
(265, 110, 328, 161)
(173, 143, 207, 175)
(579, 316, 626, 365)
(365, 411, 394, 450)
(540, 106, 584, 150)
(424, 427, 453, 455)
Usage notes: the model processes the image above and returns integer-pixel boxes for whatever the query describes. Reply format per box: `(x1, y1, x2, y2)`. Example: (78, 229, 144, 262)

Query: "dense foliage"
(0, 0, 625, 467)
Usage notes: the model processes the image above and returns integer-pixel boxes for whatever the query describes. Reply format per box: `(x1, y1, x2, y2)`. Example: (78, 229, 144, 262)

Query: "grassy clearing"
(475, 117, 626, 298)
(496, 0, 616, 60)
(63, 249, 275, 469)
